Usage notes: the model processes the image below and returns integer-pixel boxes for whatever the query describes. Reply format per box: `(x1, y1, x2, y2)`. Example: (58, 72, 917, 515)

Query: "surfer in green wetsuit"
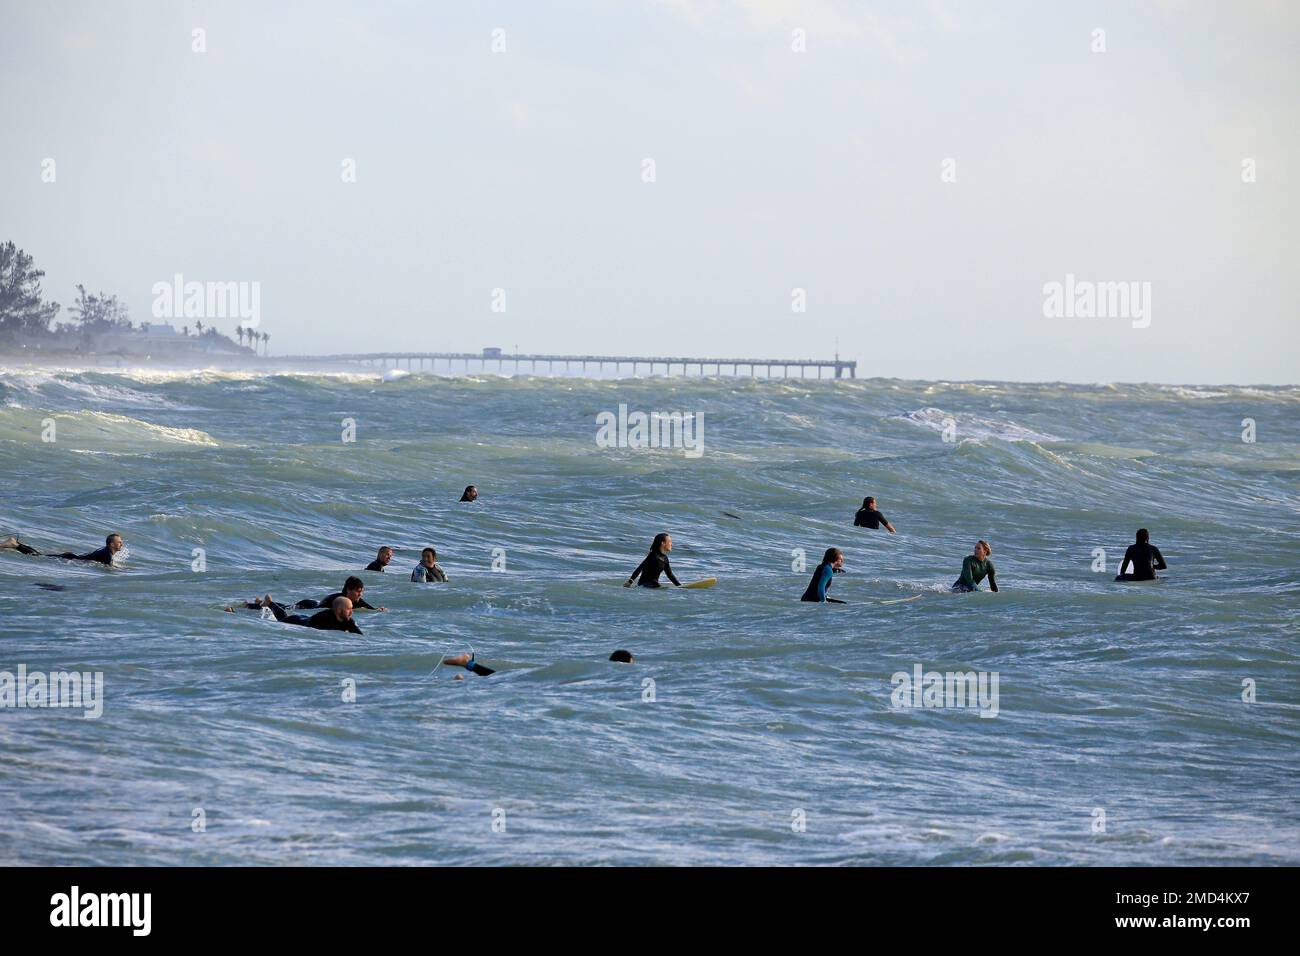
(952, 540, 998, 592)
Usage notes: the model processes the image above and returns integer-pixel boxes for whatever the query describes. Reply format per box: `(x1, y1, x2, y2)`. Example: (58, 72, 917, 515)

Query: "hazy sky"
(2, 0, 1296, 383)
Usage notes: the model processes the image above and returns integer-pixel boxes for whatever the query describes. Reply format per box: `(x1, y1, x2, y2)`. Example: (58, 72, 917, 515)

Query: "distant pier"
(288, 351, 857, 379)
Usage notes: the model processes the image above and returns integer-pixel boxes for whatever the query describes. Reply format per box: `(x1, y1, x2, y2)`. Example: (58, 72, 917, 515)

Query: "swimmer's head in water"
(822, 547, 843, 569)
(376, 546, 393, 566)
(421, 547, 437, 566)
(106, 533, 124, 553)
(1136, 528, 1149, 544)
(651, 532, 672, 554)
(331, 596, 354, 620)
(609, 649, 634, 664)
(864, 497, 875, 509)
(975, 540, 991, 559)
(461, 485, 478, 501)
(343, 576, 364, 601)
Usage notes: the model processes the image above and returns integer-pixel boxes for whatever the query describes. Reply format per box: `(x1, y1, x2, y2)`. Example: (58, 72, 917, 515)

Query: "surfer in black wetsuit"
(459, 485, 478, 502)
(801, 547, 846, 603)
(236, 576, 385, 612)
(1, 533, 123, 565)
(441, 652, 495, 676)
(365, 546, 394, 572)
(624, 533, 681, 588)
(853, 497, 896, 533)
(293, 576, 386, 611)
(250, 595, 362, 634)
(1115, 528, 1167, 581)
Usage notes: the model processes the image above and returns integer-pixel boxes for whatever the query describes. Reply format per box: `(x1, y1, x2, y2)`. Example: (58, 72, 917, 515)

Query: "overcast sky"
(2, 0, 1296, 383)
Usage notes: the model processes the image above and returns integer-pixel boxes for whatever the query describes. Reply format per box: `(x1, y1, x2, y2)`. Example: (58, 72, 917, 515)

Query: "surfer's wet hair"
(609, 649, 634, 663)
(650, 533, 670, 553)
(977, 540, 991, 554)
(343, 576, 364, 592)
(422, 547, 437, 559)
(864, 497, 875, 508)
(1136, 528, 1149, 543)
(106, 533, 121, 545)
(822, 547, 842, 565)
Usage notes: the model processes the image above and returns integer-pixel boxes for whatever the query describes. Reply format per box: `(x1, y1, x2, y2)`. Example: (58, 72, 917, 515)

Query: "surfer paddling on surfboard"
(1, 532, 124, 565)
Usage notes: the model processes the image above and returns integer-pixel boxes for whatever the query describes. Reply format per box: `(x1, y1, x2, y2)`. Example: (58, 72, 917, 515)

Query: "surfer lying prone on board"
(1, 533, 124, 565)
(801, 548, 846, 603)
(625, 533, 681, 588)
(237, 576, 386, 612)
(227, 595, 363, 634)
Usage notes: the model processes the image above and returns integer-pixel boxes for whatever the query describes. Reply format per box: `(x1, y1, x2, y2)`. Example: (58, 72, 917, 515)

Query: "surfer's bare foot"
(0, 536, 19, 549)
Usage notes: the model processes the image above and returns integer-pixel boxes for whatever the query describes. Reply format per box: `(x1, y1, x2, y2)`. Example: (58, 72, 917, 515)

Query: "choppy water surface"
(1, 367, 1297, 865)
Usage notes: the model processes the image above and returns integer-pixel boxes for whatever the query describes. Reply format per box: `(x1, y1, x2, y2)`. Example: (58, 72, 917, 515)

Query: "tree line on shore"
(0, 241, 267, 353)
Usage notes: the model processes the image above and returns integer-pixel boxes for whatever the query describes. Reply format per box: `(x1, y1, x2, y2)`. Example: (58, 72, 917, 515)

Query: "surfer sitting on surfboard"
(624, 533, 681, 588)
(801, 548, 846, 603)
(1115, 528, 1166, 581)
(952, 540, 998, 592)
(411, 548, 448, 583)
(853, 497, 896, 533)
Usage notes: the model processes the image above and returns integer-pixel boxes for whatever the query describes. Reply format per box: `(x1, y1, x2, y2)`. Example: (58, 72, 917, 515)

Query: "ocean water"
(1, 366, 1297, 866)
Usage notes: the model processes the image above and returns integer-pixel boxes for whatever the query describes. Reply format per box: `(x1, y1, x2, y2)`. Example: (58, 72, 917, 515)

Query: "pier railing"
(281, 352, 857, 379)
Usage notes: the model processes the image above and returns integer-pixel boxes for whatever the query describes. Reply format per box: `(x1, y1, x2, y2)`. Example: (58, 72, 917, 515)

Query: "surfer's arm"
(1118, 547, 1132, 576)
(625, 556, 649, 587)
(664, 559, 681, 587)
(987, 566, 998, 592)
(1153, 547, 1167, 571)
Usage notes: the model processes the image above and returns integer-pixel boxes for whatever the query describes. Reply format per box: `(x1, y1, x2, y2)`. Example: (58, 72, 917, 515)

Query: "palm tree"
(195, 319, 204, 335)
(182, 326, 189, 336)
(236, 326, 244, 347)
(262, 332, 269, 355)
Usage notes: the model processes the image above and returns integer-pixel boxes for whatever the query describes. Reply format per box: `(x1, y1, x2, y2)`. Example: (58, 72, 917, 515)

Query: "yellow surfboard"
(681, 577, 717, 589)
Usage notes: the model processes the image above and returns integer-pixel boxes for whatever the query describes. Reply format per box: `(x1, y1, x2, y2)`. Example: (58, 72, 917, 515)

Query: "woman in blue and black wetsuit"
(801, 547, 845, 603)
